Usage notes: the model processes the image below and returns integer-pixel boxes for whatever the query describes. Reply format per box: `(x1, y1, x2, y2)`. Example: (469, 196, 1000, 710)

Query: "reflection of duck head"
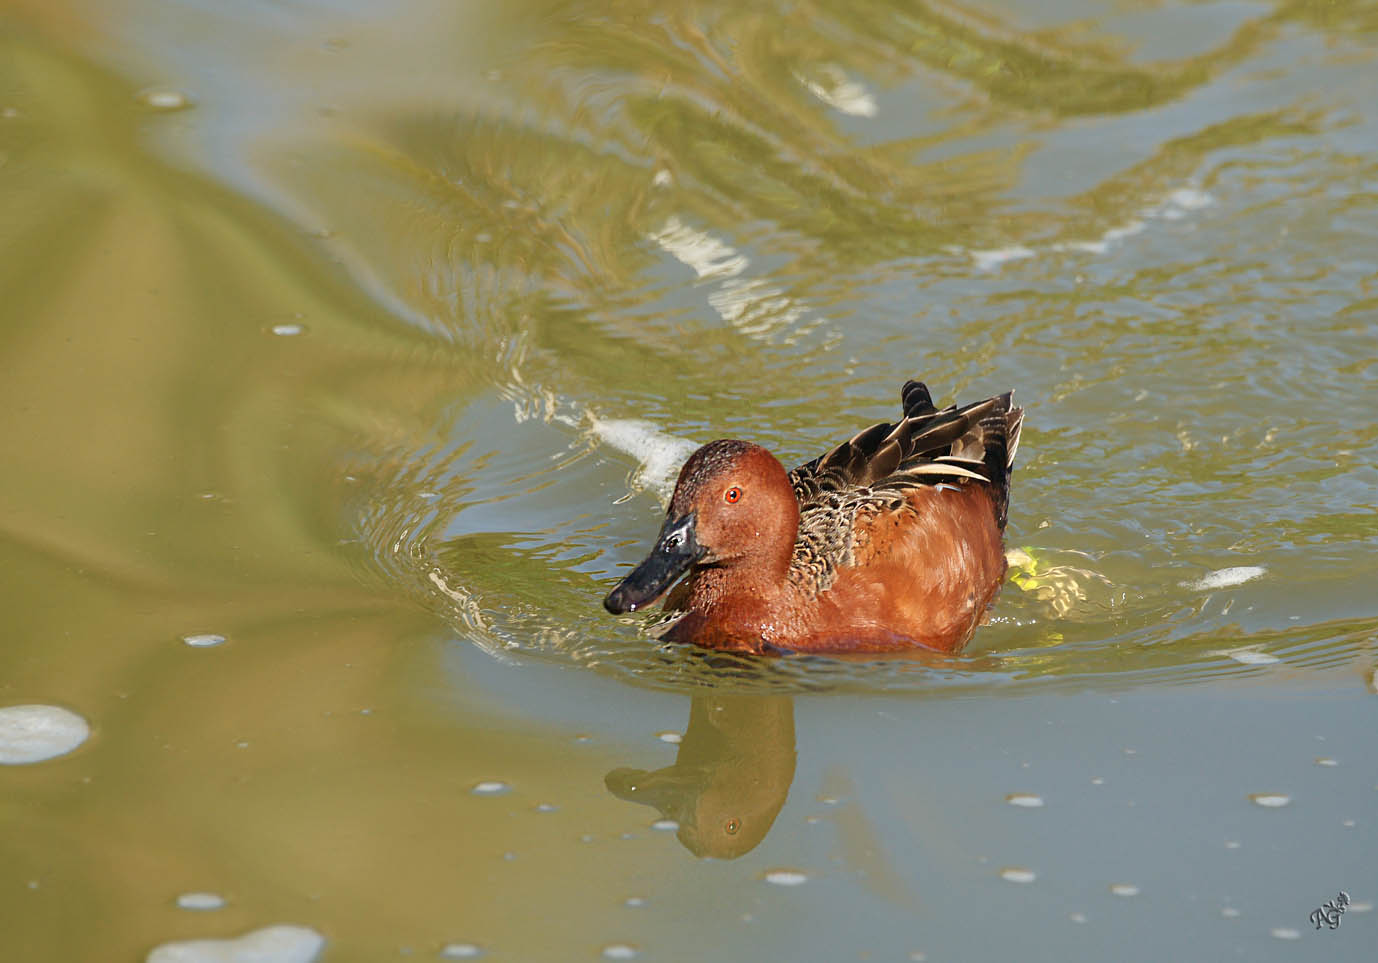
(606, 693, 795, 859)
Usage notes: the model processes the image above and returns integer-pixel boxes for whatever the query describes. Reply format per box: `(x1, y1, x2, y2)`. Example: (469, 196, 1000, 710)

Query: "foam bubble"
(797, 66, 878, 117)
(971, 246, 1035, 271)
(0, 704, 90, 764)
(139, 88, 192, 111)
(1184, 566, 1266, 591)
(1167, 188, 1212, 211)
(146, 923, 324, 962)
(1210, 647, 1279, 665)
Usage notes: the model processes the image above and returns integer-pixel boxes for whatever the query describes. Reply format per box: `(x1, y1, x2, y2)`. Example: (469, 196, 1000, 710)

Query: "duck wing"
(788, 380, 1024, 528)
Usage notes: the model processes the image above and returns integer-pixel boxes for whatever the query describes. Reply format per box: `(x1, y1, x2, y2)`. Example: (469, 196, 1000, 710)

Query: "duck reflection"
(606, 693, 795, 859)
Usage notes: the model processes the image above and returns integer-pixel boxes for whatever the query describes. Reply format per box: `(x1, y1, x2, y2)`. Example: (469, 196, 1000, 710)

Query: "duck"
(603, 380, 1024, 655)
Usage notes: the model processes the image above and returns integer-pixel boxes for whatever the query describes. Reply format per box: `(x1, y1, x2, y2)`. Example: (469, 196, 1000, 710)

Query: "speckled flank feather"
(786, 381, 1023, 596)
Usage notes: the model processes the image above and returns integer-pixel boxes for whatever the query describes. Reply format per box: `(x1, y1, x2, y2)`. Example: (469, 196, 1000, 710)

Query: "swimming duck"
(604, 380, 1023, 654)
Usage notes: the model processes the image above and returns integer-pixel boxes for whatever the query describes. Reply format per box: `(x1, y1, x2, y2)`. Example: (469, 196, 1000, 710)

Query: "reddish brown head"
(604, 440, 800, 614)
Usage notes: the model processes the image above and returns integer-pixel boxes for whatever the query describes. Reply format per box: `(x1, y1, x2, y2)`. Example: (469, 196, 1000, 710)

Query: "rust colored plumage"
(604, 380, 1024, 655)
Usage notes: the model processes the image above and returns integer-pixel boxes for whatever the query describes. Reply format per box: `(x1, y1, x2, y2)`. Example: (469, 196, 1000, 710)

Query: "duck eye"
(724, 817, 740, 835)
(724, 487, 742, 504)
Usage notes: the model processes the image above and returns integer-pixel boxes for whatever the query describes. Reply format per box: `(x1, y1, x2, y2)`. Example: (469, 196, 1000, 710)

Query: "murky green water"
(2, 0, 1376, 958)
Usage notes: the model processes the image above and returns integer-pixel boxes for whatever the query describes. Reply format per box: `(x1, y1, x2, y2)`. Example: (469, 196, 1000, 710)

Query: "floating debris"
(762, 869, 809, 886)
(1005, 793, 1045, 808)
(1248, 793, 1291, 808)
(999, 867, 1037, 884)
(182, 633, 226, 648)
(471, 781, 510, 796)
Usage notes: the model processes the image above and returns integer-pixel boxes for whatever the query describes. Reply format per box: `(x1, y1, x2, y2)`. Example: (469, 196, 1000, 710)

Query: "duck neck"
(686, 533, 800, 630)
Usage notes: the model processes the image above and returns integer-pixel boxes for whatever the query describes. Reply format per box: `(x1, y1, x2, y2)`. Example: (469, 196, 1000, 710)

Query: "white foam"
(1101, 220, 1146, 243)
(971, 245, 1035, 271)
(139, 88, 191, 111)
(762, 869, 810, 886)
(589, 417, 698, 500)
(1166, 188, 1212, 211)
(1057, 240, 1109, 255)
(176, 892, 226, 911)
(0, 704, 90, 764)
(146, 924, 324, 963)
(1209, 646, 1280, 666)
(1184, 566, 1266, 591)
(797, 66, 878, 117)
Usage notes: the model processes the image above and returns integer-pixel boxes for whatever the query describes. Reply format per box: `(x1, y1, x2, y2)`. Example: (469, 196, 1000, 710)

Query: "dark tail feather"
(980, 393, 1023, 529)
(901, 380, 937, 418)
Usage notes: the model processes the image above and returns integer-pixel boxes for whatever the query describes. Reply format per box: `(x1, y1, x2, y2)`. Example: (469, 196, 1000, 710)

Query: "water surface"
(1, 0, 1376, 959)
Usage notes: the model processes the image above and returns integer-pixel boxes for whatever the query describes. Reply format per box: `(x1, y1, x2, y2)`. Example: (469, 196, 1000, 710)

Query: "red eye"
(724, 487, 742, 504)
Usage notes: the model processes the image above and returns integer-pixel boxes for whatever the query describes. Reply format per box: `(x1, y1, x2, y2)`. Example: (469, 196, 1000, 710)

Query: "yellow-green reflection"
(607, 694, 796, 858)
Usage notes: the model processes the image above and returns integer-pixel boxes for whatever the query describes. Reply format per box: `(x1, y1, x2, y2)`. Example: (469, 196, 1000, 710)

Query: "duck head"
(604, 440, 800, 614)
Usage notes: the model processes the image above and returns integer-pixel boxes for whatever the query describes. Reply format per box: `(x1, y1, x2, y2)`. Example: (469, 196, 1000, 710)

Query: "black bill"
(604, 512, 703, 614)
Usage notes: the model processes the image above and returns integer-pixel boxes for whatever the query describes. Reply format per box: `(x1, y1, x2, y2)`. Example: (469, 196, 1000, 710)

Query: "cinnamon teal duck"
(604, 380, 1024, 654)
